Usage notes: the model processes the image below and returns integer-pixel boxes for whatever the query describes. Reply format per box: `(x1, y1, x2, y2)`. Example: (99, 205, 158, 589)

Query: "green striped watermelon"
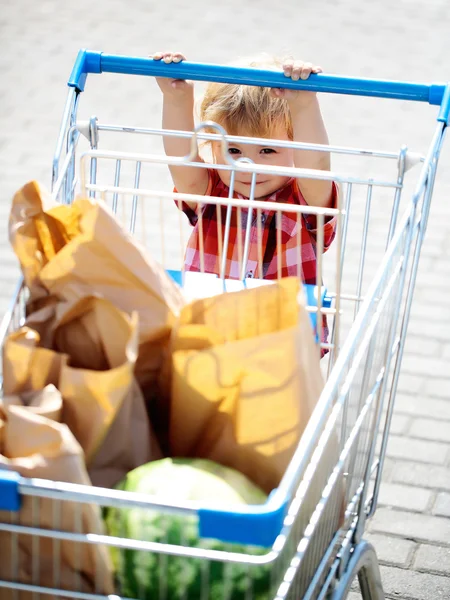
(104, 458, 273, 599)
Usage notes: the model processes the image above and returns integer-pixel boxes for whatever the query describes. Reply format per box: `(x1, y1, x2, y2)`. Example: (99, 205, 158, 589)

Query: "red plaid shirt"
(177, 169, 338, 284)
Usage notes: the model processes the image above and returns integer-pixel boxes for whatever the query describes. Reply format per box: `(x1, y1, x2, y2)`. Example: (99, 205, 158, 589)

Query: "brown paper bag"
(9, 182, 185, 392)
(168, 277, 325, 494)
(8, 181, 82, 304)
(0, 386, 115, 599)
(37, 196, 185, 386)
(2, 326, 67, 395)
(3, 295, 161, 488)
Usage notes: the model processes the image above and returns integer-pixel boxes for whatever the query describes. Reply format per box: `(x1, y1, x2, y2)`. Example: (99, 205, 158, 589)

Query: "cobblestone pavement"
(1, 1, 450, 598)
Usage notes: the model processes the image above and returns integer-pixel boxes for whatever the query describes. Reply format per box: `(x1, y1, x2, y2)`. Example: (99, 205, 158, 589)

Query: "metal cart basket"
(0, 50, 449, 600)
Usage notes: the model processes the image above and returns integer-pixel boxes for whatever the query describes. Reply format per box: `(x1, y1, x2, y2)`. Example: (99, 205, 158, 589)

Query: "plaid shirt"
(177, 169, 337, 283)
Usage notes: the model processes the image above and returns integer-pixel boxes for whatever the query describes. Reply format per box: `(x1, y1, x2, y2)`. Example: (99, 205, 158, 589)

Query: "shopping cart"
(0, 49, 448, 600)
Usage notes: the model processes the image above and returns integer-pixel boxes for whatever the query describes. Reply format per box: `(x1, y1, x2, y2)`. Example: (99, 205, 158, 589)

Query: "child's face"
(212, 125, 294, 199)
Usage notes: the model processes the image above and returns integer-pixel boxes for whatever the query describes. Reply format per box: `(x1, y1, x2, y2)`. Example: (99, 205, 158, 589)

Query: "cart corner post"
(68, 49, 102, 92)
(437, 83, 450, 125)
(0, 470, 22, 512)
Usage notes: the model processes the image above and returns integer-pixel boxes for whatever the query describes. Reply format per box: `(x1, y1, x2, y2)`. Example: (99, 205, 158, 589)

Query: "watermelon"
(104, 458, 273, 599)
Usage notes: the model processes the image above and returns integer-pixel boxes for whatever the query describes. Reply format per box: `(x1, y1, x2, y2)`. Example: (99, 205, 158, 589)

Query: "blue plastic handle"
(68, 49, 447, 108)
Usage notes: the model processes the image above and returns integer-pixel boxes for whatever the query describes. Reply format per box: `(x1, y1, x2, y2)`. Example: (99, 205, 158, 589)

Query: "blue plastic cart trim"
(199, 494, 289, 547)
(68, 49, 447, 108)
(166, 269, 184, 286)
(0, 470, 21, 511)
(437, 84, 450, 125)
(305, 284, 332, 340)
(68, 49, 101, 92)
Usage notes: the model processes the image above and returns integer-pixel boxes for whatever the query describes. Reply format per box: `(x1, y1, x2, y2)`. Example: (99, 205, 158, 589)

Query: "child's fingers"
(300, 62, 314, 80)
(283, 60, 322, 81)
(291, 61, 305, 81)
(283, 59, 294, 78)
(171, 52, 186, 63)
(151, 51, 185, 64)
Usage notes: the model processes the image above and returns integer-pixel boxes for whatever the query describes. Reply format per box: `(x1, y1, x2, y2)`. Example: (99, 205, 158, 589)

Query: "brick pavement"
(1, 1, 450, 598)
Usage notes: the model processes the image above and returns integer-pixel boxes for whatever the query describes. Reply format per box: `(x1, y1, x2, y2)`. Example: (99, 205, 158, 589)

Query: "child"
(152, 51, 338, 284)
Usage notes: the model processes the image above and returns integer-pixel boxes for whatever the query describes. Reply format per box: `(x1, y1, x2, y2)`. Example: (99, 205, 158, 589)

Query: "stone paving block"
(386, 434, 447, 466)
(397, 374, 426, 395)
(409, 301, 450, 324)
(392, 461, 450, 492)
(413, 544, 450, 575)
(394, 393, 450, 421)
(404, 335, 442, 357)
(429, 253, 450, 277)
(1, 264, 21, 284)
(377, 482, 432, 513)
(432, 492, 450, 518)
(366, 532, 415, 567)
(370, 508, 450, 545)
(400, 355, 450, 379)
(409, 418, 450, 444)
(424, 378, 450, 399)
(388, 413, 411, 436)
(417, 273, 450, 295)
(380, 565, 450, 599)
(406, 320, 450, 343)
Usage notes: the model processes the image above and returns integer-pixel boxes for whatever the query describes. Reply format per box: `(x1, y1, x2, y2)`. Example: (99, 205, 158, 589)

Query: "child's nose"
(241, 150, 257, 162)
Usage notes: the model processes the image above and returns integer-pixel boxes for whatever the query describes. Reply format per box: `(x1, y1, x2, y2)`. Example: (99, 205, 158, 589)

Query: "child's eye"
(260, 148, 276, 155)
(228, 147, 241, 155)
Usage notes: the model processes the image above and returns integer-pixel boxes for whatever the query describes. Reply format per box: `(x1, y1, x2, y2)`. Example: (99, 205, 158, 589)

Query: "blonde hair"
(199, 54, 293, 140)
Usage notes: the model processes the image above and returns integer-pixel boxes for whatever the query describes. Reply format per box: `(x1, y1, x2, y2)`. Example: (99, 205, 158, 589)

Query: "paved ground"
(1, 1, 450, 598)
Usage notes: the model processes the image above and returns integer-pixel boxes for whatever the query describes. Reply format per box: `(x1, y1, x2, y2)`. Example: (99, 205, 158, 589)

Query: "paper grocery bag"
(2, 325, 67, 395)
(87, 377, 163, 488)
(37, 196, 185, 388)
(3, 295, 161, 488)
(169, 277, 325, 494)
(9, 182, 185, 391)
(0, 386, 115, 599)
(8, 180, 82, 303)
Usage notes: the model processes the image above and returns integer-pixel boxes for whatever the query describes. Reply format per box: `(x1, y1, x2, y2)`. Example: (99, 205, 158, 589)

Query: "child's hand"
(271, 60, 322, 106)
(152, 52, 193, 97)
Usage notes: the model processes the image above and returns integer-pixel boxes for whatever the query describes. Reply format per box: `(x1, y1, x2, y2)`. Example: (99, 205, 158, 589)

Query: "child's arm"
(272, 60, 334, 209)
(153, 52, 209, 207)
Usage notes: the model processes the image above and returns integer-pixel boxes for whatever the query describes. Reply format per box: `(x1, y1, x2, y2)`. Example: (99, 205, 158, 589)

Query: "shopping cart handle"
(68, 49, 448, 110)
